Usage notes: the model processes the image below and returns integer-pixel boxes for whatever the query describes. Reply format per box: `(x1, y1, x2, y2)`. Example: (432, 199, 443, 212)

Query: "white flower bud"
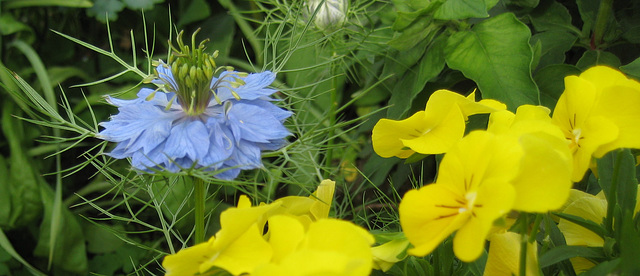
(306, 0, 347, 31)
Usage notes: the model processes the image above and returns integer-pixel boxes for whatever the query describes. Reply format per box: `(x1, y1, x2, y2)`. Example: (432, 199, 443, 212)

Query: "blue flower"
(98, 62, 292, 180)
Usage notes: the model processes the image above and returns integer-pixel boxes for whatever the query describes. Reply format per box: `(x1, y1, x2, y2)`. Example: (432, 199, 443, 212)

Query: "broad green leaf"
(504, 0, 539, 8)
(177, 0, 211, 27)
(539, 245, 606, 268)
(388, 17, 437, 51)
(445, 13, 539, 110)
(575, 50, 621, 71)
(3, 0, 92, 8)
(33, 182, 88, 274)
(530, 31, 577, 69)
(85, 0, 126, 23)
(620, 57, 640, 80)
(387, 35, 446, 119)
(529, 0, 579, 33)
(2, 104, 43, 230)
(619, 211, 640, 274)
(534, 64, 581, 110)
(554, 212, 607, 238)
(200, 14, 235, 64)
(581, 259, 621, 276)
(0, 14, 32, 36)
(122, 0, 164, 10)
(433, 0, 488, 20)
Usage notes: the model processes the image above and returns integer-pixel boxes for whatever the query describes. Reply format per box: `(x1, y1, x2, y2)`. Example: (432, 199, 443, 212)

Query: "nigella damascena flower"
(98, 30, 292, 180)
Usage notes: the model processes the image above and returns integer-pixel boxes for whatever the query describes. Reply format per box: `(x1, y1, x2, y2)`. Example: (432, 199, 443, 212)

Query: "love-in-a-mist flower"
(98, 30, 292, 180)
(372, 89, 505, 158)
(552, 66, 640, 181)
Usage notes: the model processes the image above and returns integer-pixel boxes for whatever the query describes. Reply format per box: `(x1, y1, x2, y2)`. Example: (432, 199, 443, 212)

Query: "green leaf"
(445, 12, 539, 110)
(0, 230, 46, 276)
(581, 259, 621, 276)
(1, 104, 43, 230)
(597, 149, 638, 236)
(539, 245, 606, 268)
(2, 0, 92, 8)
(177, 0, 211, 27)
(620, 57, 640, 80)
(576, 50, 621, 70)
(530, 31, 577, 69)
(85, 0, 126, 23)
(529, 0, 578, 33)
(619, 211, 640, 274)
(433, 0, 489, 20)
(534, 64, 581, 110)
(0, 14, 32, 36)
(0, 156, 10, 227)
(554, 212, 607, 238)
(388, 17, 436, 51)
(387, 35, 446, 119)
(504, 0, 539, 8)
(33, 182, 88, 274)
(122, 0, 164, 10)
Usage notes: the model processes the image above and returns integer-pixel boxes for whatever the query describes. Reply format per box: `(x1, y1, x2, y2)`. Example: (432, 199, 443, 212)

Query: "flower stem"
(592, 0, 613, 49)
(519, 214, 529, 276)
(194, 177, 206, 244)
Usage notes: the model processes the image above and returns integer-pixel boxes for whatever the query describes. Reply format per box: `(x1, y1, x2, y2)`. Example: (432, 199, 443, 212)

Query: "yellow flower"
(163, 195, 279, 275)
(488, 105, 573, 212)
(484, 232, 540, 276)
(254, 215, 375, 276)
(162, 180, 338, 275)
(399, 131, 517, 262)
(557, 186, 640, 273)
(551, 66, 640, 181)
(372, 89, 506, 158)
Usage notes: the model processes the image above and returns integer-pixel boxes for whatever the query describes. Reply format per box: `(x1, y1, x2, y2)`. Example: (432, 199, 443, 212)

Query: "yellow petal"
(400, 185, 471, 257)
(579, 65, 635, 93)
(569, 116, 618, 181)
(401, 104, 466, 154)
(267, 215, 306, 264)
(511, 132, 573, 212)
(163, 237, 216, 276)
(371, 237, 410, 271)
(429, 89, 507, 119)
(310, 179, 335, 220)
(558, 196, 606, 247)
(371, 111, 426, 158)
(593, 84, 640, 156)
(484, 232, 540, 276)
(454, 179, 516, 262)
(201, 224, 273, 274)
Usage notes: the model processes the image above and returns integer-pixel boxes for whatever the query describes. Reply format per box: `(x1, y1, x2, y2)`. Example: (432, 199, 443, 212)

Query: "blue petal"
(226, 102, 291, 144)
(212, 71, 277, 102)
(201, 116, 234, 167)
(99, 103, 180, 155)
(223, 140, 262, 170)
(163, 119, 211, 162)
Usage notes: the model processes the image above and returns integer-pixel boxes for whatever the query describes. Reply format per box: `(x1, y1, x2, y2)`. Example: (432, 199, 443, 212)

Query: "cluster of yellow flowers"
(162, 180, 380, 275)
(372, 66, 640, 274)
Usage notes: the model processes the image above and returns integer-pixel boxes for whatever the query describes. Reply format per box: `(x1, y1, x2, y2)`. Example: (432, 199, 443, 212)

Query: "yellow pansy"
(399, 131, 517, 262)
(489, 105, 573, 212)
(372, 89, 506, 158)
(163, 195, 279, 275)
(254, 215, 375, 276)
(552, 66, 640, 181)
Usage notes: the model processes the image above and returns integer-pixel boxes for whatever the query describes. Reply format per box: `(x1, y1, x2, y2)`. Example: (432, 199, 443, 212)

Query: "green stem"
(592, 0, 613, 48)
(324, 62, 339, 179)
(194, 177, 206, 244)
(519, 214, 529, 276)
(605, 150, 623, 234)
(218, 0, 263, 66)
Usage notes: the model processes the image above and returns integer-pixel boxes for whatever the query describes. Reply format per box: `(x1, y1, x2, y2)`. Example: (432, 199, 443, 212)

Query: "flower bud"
(306, 0, 347, 31)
